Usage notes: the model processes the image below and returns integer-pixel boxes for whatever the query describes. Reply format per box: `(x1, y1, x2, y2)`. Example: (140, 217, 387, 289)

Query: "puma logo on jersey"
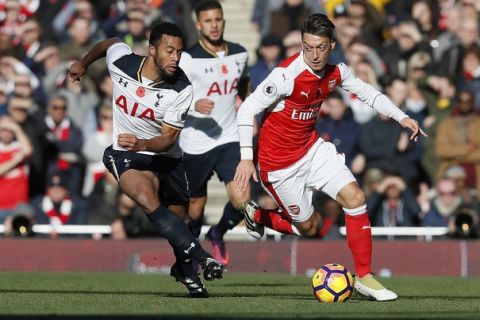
(123, 159, 131, 167)
(300, 90, 310, 99)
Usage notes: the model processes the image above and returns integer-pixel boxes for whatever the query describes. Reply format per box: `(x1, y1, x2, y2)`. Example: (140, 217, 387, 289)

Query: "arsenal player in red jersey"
(235, 13, 426, 301)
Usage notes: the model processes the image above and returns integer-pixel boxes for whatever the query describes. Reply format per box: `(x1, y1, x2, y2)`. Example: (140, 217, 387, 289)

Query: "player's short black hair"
(195, 0, 222, 18)
(301, 14, 336, 40)
(149, 22, 184, 46)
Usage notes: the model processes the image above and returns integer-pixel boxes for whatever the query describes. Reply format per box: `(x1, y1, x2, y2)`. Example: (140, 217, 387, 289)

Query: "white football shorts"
(260, 139, 356, 222)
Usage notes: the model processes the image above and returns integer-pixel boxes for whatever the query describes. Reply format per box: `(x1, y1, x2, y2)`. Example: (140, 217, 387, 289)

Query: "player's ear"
(195, 20, 201, 32)
(148, 44, 155, 57)
(330, 40, 336, 50)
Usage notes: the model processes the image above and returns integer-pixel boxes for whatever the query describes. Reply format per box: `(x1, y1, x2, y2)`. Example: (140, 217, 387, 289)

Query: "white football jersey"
(106, 43, 193, 157)
(179, 41, 248, 154)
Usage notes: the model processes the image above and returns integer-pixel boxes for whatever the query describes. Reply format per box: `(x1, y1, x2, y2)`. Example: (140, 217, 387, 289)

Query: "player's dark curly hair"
(195, 0, 222, 18)
(301, 14, 336, 40)
(149, 22, 184, 46)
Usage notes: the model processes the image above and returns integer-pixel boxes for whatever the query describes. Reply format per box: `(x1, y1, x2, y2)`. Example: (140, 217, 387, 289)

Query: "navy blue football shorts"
(182, 142, 240, 197)
(102, 145, 189, 207)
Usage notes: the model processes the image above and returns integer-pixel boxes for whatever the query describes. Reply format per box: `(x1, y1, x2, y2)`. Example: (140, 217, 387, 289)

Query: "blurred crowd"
(0, 0, 479, 239)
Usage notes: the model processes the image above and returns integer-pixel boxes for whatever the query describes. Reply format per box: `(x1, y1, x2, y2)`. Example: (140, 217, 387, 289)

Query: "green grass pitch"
(0, 272, 479, 319)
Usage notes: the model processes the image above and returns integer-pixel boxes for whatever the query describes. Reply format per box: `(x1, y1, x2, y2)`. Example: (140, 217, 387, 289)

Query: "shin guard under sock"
(344, 205, 372, 277)
(147, 206, 210, 263)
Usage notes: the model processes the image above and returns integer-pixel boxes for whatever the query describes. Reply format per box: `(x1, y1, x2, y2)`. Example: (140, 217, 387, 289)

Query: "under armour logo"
(154, 93, 163, 107)
(204, 67, 213, 73)
(123, 159, 131, 167)
(300, 90, 310, 99)
(183, 242, 196, 254)
(235, 60, 242, 73)
(119, 77, 128, 87)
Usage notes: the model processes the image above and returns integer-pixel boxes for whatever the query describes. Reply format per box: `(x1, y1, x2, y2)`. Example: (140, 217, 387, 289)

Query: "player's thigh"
(260, 169, 314, 223)
(118, 169, 159, 212)
(308, 141, 356, 201)
(182, 150, 215, 198)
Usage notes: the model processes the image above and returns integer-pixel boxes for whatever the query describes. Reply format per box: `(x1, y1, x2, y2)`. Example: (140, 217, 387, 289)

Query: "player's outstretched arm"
(399, 117, 428, 142)
(69, 37, 122, 81)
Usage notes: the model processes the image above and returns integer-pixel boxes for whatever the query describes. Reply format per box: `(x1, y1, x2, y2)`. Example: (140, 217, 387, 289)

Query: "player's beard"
(202, 33, 224, 47)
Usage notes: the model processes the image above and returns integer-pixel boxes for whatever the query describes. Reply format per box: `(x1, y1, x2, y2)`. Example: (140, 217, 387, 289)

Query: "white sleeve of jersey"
(162, 84, 193, 129)
(338, 62, 409, 123)
(237, 67, 294, 152)
(106, 43, 133, 67)
(178, 52, 193, 79)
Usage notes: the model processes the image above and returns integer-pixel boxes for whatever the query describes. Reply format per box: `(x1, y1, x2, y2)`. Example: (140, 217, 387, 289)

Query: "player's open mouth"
(167, 66, 177, 72)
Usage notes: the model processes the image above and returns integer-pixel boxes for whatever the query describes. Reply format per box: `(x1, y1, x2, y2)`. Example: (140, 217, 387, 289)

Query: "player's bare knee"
(344, 189, 366, 209)
(189, 197, 206, 219)
(296, 218, 319, 237)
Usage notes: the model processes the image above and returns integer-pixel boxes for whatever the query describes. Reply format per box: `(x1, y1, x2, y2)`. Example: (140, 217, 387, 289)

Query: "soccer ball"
(312, 263, 354, 302)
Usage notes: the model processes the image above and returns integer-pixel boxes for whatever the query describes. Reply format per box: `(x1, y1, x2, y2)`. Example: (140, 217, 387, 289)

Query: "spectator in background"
(249, 34, 284, 91)
(44, 95, 84, 196)
(81, 105, 113, 197)
(434, 2, 462, 64)
(102, 8, 150, 56)
(0, 116, 33, 223)
(359, 77, 418, 186)
(315, 90, 362, 174)
(347, 0, 385, 52)
(31, 44, 62, 85)
(57, 68, 98, 138)
(346, 59, 381, 124)
(367, 175, 420, 227)
(460, 45, 480, 111)
(438, 17, 480, 85)
(435, 89, 480, 193)
(16, 18, 44, 64)
(30, 170, 87, 238)
(410, 0, 440, 45)
(421, 177, 462, 227)
(382, 20, 432, 80)
(282, 30, 302, 58)
(6, 95, 48, 198)
(444, 165, 479, 212)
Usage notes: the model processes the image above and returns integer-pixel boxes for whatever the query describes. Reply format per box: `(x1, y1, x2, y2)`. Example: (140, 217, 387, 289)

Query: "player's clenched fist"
(118, 133, 146, 152)
(68, 61, 86, 82)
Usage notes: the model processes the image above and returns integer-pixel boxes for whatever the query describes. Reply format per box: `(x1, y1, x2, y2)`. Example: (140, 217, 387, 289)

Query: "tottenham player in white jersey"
(68, 22, 224, 298)
(234, 14, 427, 301)
(178, 0, 250, 266)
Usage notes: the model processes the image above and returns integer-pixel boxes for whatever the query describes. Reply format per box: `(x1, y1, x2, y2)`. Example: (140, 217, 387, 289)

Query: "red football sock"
(344, 210, 372, 277)
(254, 209, 296, 235)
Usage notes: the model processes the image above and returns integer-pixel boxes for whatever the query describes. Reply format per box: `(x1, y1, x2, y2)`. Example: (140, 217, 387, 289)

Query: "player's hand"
(118, 133, 146, 152)
(194, 98, 215, 115)
(234, 160, 258, 192)
(68, 61, 87, 82)
(400, 117, 427, 142)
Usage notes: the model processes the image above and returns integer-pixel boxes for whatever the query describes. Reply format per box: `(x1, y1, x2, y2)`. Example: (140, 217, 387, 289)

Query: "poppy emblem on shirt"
(315, 88, 322, 99)
(221, 65, 229, 74)
(288, 205, 300, 215)
(328, 79, 337, 91)
(136, 86, 145, 97)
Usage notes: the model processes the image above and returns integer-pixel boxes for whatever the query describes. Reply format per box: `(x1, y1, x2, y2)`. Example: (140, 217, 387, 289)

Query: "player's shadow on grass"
(0, 288, 311, 299)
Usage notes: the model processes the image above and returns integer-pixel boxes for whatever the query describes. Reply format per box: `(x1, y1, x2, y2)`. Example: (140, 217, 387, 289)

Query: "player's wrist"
(240, 147, 253, 160)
